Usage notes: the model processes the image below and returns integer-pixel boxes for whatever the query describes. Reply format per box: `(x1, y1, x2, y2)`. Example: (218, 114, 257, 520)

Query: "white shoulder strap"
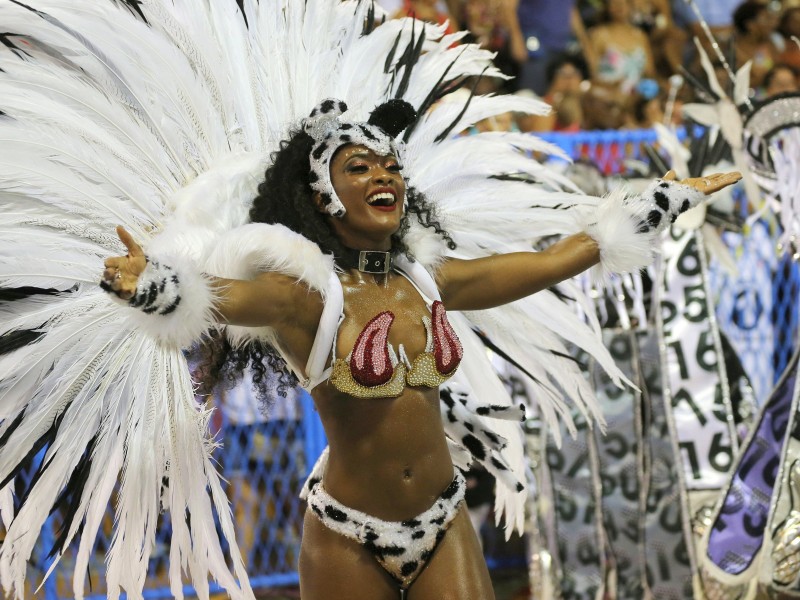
(394, 255, 441, 302)
(301, 272, 343, 390)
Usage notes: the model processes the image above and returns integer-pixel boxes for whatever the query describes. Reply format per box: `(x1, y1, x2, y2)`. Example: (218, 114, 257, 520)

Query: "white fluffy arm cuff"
(577, 179, 704, 284)
(123, 256, 218, 348)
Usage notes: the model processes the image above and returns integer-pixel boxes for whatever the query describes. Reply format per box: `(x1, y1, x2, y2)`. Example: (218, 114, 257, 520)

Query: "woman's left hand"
(663, 169, 743, 195)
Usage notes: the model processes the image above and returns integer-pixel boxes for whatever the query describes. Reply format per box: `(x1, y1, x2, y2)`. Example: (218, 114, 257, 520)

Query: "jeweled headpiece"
(303, 98, 416, 217)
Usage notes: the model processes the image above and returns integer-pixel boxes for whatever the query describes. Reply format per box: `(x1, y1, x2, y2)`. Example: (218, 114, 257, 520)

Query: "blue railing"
(540, 128, 663, 174)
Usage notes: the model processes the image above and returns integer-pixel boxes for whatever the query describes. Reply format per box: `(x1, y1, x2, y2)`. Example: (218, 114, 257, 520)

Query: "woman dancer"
(101, 99, 739, 599)
(0, 2, 738, 598)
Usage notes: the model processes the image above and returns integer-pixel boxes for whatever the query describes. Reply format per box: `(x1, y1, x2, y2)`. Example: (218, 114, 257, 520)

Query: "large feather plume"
(0, 0, 628, 596)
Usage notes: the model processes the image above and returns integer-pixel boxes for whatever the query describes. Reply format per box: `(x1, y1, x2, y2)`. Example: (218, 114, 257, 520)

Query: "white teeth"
(367, 192, 395, 204)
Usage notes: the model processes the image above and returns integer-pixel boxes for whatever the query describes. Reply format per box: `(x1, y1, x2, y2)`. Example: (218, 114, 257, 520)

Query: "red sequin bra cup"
(329, 301, 463, 398)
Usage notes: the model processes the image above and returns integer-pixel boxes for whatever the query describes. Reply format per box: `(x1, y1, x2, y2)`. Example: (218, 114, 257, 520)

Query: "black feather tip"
(367, 99, 417, 138)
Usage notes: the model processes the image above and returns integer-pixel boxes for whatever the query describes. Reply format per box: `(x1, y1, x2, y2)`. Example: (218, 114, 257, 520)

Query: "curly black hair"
(200, 126, 456, 405)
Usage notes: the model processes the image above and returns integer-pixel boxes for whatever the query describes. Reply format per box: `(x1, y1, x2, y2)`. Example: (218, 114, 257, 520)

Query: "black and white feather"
(0, 0, 647, 596)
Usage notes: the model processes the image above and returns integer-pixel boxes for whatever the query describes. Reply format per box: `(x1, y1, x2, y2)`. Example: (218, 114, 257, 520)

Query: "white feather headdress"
(0, 0, 630, 596)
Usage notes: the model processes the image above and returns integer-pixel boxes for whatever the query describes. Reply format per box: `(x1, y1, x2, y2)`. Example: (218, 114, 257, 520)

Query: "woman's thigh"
(409, 507, 495, 600)
(299, 510, 399, 600)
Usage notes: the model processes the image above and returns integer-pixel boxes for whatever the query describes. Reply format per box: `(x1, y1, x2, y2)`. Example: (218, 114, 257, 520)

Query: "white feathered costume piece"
(0, 0, 702, 597)
(743, 92, 800, 251)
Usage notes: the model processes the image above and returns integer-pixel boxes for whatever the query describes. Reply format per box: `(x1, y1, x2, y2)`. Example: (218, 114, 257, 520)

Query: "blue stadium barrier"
(19, 127, 797, 598)
(539, 128, 663, 174)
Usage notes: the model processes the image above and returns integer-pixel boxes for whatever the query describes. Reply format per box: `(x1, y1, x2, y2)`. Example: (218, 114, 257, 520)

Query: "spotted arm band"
(576, 179, 704, 284)
(106, 255, 218, 348)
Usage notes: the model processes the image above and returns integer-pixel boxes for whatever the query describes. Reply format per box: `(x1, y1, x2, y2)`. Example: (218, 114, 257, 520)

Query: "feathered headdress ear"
(368, 99, 416, 137)
(302, 98, 349, 139)
(304, 98, 409, 218)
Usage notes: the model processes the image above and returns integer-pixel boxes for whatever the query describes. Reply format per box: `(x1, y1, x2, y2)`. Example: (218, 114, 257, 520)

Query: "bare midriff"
(312, 383, 455, 521)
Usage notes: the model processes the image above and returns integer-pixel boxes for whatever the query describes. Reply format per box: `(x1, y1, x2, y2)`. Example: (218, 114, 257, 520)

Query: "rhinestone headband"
(303, 98, 398, 218)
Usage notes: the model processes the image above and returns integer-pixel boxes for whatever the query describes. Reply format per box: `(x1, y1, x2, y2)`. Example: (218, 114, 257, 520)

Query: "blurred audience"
(630, 89, 665, 127)
(520, 53, 588, 131)
(385, 0, 457, 33)
(378, 0, 800, 131)
(515, 0, 589, 95)
(581, 82, 629, 129)
(586, 0, 656, 94)
(777, 6, 800, 69)
(631, 0, 686, 81)
(672, 0, 741, 51)
(762, 62, 800, 96)
(456, 0, 529, 90)
(733, 0, 780, 89)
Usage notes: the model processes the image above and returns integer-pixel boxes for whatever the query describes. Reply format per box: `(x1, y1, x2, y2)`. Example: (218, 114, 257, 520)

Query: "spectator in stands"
(586, 0, 656, 94)
(456, 0, 529, 91)
(630, 0, 686, 82)
(516, 0, 590, 95)
(733, 0, 780, 89)
(777, 6, 800, 70)
(520, 52, 588, 132)
(581, 81, 629, 130)
(763, 62, 800, 97)
(575, 83, 630, 173)
(630, 91, 665, 128)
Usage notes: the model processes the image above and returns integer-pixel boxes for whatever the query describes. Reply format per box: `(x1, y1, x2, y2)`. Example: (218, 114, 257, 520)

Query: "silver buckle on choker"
(358, 251, 391, 274)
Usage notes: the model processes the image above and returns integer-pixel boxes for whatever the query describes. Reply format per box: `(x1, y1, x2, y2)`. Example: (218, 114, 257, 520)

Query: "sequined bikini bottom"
(306, 470, 465, 593)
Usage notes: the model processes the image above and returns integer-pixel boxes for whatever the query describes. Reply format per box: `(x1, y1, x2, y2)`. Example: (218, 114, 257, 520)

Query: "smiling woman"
(325, 146, 406, 249)
(0, 2, 741, 599)
(98, 98, 739, 600)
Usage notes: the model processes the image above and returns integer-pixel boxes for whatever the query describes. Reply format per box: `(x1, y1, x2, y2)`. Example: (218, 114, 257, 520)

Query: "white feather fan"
(0, 0, 631, 597)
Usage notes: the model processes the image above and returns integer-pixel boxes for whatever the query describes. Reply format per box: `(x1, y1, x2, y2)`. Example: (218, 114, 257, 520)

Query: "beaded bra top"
(291, 255, 463, 397)
(328, 300, 463, 398)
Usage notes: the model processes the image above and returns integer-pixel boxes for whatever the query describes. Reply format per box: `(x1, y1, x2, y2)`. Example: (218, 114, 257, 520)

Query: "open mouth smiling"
(366, 188, 397, 209)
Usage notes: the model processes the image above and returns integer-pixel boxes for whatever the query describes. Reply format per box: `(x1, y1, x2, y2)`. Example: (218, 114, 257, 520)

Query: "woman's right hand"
(100, 226, 147, 301)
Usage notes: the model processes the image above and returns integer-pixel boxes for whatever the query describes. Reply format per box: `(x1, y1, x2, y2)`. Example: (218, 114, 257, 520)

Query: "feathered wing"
(0, 0, 631, 595)
(0, 1, 271, 598)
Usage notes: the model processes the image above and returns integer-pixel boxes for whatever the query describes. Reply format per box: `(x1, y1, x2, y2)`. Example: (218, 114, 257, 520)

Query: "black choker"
(337, 248, 393, 274)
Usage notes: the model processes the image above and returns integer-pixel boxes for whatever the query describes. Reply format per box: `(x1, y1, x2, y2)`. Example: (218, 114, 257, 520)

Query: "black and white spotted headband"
(303, 98, 417, 217)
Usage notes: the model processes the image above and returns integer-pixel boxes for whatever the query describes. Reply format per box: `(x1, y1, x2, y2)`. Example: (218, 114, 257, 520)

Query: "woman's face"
(324, 144, 406, 250)
(748, 6, 778, 39)
(766, 66, 799, 96)
(607, 0, 631, 23)
(551, 62, 584, 95)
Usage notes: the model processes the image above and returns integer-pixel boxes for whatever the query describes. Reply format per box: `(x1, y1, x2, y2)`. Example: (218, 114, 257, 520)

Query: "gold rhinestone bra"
(329, 301, 463, 398)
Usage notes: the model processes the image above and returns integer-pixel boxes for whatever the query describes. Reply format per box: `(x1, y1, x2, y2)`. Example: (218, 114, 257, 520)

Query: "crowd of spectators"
(376, 0, 800, 132)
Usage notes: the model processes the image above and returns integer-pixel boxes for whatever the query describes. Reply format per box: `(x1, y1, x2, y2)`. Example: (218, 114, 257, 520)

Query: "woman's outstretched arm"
(437, 232, 599, 311)
(101, 225, 322, 331)
(436, 171, 742, 311)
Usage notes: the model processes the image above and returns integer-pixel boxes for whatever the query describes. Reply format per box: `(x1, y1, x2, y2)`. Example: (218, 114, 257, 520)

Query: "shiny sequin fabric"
(330, 360, 408, 398)
(329, 301, 463, 398)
